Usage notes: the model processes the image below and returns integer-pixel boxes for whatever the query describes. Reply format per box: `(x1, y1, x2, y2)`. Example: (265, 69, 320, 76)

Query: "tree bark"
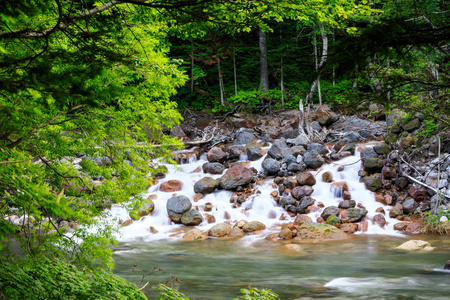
(259, 28, 269, 93)
(218, 58, 224, 106)
(233, 48, 238, 96)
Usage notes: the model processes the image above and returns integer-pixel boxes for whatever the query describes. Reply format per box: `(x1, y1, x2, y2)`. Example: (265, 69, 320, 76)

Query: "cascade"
(106, 142, 403, 243)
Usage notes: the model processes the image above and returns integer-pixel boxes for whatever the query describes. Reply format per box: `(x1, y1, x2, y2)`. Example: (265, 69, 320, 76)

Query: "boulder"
(394, 222, 409, 231)
(373, 143, 390, 155)
(338, 200, 351, 209)
(296, 196, 315, 214)
(308, 143, 328, 156)
(182, 228, 207, 241)
(408, 185, 427, 201)
(402, 118, 420, 132)
(294, 214, 313, 225)
(346, 208, 368, 222)
(303, 150, 324, 169)
(208, 223, 232, 237)
(170, 126, 187, 139)
(322, 171, 333, 183)
(402, 198, 417, 214)
(396, 240, 434, 251)
(339, 223, 359, 234)
(360, 147, 378, 161)
(373, 214, 387, 228)
(382, 165, 397, 180)
(219, 165, 254, 190)
(321, 206, 340, 221)
(343, 131, 362, 143)
(242, 221, 266, 232)
(296, 171, 316, 186)
(268, 138, 293, 160)
(245, 142, 263, 161)
(129, 200, 155, 220)
(396, 177, 409, 189)
(181, 209, 203, 226)
(363, 158, 384, 173)
(361, 173, 382, 191)
(291, 186, 314, 200)
(295, 221, 347, 241)
(228, 227, 245, 238)
(315, 107, 334, 126)
(234, 131, 256, 145)
(160, 180, 183, 192)
(226, 145, 245, 160)
(166, 195, 192, 223)
(279, 227, 293, 240)
(286, 135, 309, 147)
(194, 177, 220, 194)
(207, 147, 228, 163)
(287, 163, 305, 173)
(389, 203, 403, 218)
(327, 215, 340, 226)
(262, 158, 281, 175)
(202, 162, 225, 175)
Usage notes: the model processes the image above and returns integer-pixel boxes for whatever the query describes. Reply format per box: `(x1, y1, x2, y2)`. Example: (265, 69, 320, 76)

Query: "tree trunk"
(280, 27, 285, 108)
(218, 58, 224, 106)
(259, 28, 269, 93)
(233, 48, 238, 96)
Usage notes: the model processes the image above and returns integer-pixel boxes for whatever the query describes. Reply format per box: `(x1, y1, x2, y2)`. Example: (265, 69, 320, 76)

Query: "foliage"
(420, 209, 450, 234)
(233, 287, 280, 300)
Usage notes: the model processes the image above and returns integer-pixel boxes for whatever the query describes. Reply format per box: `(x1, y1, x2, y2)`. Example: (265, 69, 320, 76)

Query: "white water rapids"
(104, 144, 403, 242)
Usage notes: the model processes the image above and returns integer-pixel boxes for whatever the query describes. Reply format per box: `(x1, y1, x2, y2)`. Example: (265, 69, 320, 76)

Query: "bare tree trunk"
(190, 39, 194, 93)
(280, 26, 285, 108)
(218, 58, 224, 106)
(259, 28, 269, 93)
(233, 48, 238, 96)
(332, 30, 335, 88)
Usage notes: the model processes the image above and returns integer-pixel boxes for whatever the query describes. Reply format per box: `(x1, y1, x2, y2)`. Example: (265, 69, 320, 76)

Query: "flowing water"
(107, 145, 450, 299)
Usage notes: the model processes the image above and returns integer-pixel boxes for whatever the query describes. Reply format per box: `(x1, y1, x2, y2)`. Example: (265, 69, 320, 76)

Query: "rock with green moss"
(385, 132, 398, 144)
(402, 118, 420, 132)
(294, 221, 347, 241)
(373, 143, 390, 155)
(326, 215, 340, 226)
(346, 208, 368, 222)
(363, 158, 384, 173)
(193, 177, 220, 194)
(129, 200, 155, 220)
(361, 173, 382, 191)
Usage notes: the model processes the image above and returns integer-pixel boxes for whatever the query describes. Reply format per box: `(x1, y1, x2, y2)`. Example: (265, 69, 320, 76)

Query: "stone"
(129, 200, 155, 220)
(316, 107, 334, 126)
(268, 139, 293, 160)
(303, 150, 325, 169)
(408, 185, 427, 201)
(382, 165, 397, 180)
(346, 208, 368, 222)
(194, 177, 220, 194)
(296, 171, 316, 186)
(207, 146, 228, 163)
(343, 191, 351, 200)
(242, 221, 266, 232)
(405, 222, 421, 233)
(228, 228, 245, 238)
(327, 215, 340, 226)
(311, 121, 322, 132)
(182, 228, 207, 241)
(166, 195, 192, 223)
(402, 118, 420, 132)
(295, 221, 347, 241)
(170, 126, 187, 138)
(385, 132, 399, 144)
(283, 177, 298, 189)
(208, 223, 232, 237)
(160, 180, 183, 192)
(202, 162, 225, 175)
(279, 227, 293, 240)
(363, 158, 384, 173)
(234, 220, 248, 228)
(308, 143, 327, 156)
(245, 142, 263, 161)
(322, 171, 333, 183)
(396, 240, 434, 251)
(193, 193, 203, 202)
(226, 145, 245, 159)
(219, 165, 254, 190)
(396, 177, 409, 189)
(361, 173, 382, 191)
(286, 135, 309, 147)
(373, 214, 387, 228)
(402, 198, 417, 214)
(291, 186, 314, 200)
(149, 226, 158, 234)
(360, 147, 378, 161)
(262, 158, 281, 175)
(234, 131, 256, 145)
(339, 223, 359, 234)
(294, 214, 313, 225)
(373, 143, 390, 155)
(321, 206, 340, 221)
(296, 196, 315, 214)
(121, 219, 133, 227)
(338, 200, 351, 209)
(389, 203, 403, 218)
(287, 163, 306, 173)
(204, 203, 213, 212)
(280, 196, 296, 209)
(181, 209, 203, 226)
(394, 222, 408, 231)
(343, 131, 362, 143)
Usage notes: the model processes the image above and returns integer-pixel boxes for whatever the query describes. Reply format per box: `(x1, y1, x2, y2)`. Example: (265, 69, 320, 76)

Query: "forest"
(0, 0, 449, 299)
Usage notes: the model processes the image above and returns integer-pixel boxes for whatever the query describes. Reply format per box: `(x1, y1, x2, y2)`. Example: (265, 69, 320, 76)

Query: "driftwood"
(219, 104, 241, 122)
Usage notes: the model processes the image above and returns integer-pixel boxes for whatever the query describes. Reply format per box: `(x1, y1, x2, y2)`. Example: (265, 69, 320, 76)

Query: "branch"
(0, 156, 38, 165)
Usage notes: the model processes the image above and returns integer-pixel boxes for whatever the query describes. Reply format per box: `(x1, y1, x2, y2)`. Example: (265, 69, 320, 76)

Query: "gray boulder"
(268, 138, 293, 160)
(245, 142, 263, 161)
(181, 209, 203, 226)
(202, 162, 225, 175)
(308, 143, 327, 155)
(346, 208, 368, 222)
(226, 145, 245, 159)
(321, 206, 340, 221)
(234, 131, 256, 145)
(297, 196, 314, 214)
(167, 195, 192, 223)
(193, 177, 220, 194)
(303, 150, 325, 169)
(262, 158, 281, 175)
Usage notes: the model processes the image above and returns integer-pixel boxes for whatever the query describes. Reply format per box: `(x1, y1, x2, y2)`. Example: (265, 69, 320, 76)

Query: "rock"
(219, 165, 254, 190)
(373, 214, 387, 227)
(402, 118, 420, 132)
(330, 181, 349, 197)
(194, 177, 220, 194)
(396, 240, 434, 251)
(202, 162, 225, 175)
(338, 200, 351, 209)
(382, 165, 397, 179)
(193, 193, 203, 202)
(360, 147, 378, 161)
(129, 200, 155, 220)
(308, 143, 327, 156)
(268, 139, 293, 160)
(385, 132, 399, 144)
(208, 223, 232, 237)
(295, 221, 347, 241)
(234, 131, 256, 144)
(160, 180, 183, 192)
(228, 228, 245, 238)
(288, 162, 306, 173)
(294, 214, 313, 224)
(296, 196, 315, 214)
(234, 220, 248, 228)
(311, 121, 322, 132)
(346, 208, 368, 222)
(361, 173, 382, 191)
(204, 202, 213, 212)
(373, 143, 390, 155)
(396, 177, 409, 189)
(321, 206, 340, 221)
(296, 171, 316, 186)
(291, 186, 314, 200)
(242, 221, 266, 232)
(394, 222, 409, 231)
(343, 131, 362, 143)
(339, 223, 359, 234)
(181, 209, 203, 226)
(286, 135, 309, 147)
(283, 176, 298, 189)
(170, 126, 187, 138)
(149, 226, 159, 234)
(226, 145, 245, 159)
(279, 227, 293, 240)
(280, 196, 296, 209)
(262, 158, 281, 175)
(316, 107, 334, 126)
(402, 198, 417, 214)
(327, 215, 340, 226)
(389, 203, 403, 218)
(245, 142, 263, 161)
(166, 195, 192, 223)
(408, 185, 427, 201)
(303, 150, 324, 169)
(183, 228, 207, 241)
(121, 219, 133, 227)
(291, 146, 307, 156)
(322, 171, 333, 183)
(363, 158, 384, 173)
(405, 222, 421, 233)
(207, 147, 227, 163)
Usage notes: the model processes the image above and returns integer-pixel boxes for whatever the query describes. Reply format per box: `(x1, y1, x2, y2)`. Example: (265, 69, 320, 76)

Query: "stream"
(105, 145, 450, 299)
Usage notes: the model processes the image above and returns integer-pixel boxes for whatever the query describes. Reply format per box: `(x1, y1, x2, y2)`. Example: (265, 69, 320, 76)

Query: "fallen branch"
(404, 174, 450, 201)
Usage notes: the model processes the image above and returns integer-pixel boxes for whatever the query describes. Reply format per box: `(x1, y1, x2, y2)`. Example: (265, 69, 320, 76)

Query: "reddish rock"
(374, 193, 384, 204)
(376, 207, 385, 214)
(294, 214, 313, 225)
(224, 211, 231, 220)
(193, 193, 204, 202)
(305, 205, 320, 213)
(291, 186, 314, 199)
(204, 202, 213, 212)
(339, 223, 358, 234)
(340, 209, 348, 221)
(219, 165, 254, 190)
(322, 171, 333, 183)
(160, 180, 183, 192)
(338, 200, 352, 209)
(393, 222, 409, 231)
(316, 217, 326, 224)
(121, 219, 133, 227)
(337, 166, 345, 172)
(270, 190, 278, 199)
(405, 222, 421, 233)
(408, 186, 427, 202)
(207, 147, 227, 163)
(148, 194, 157, 200)
(279, 228, 293, 240)
(382, 165, 397, 179)
(315, 107, 334, 126)
(296, 171, 316, 186)
(149, 226, 159, 234)
(279, 213, 287, 221)
(192, 166, 202, 173)
(287, 212, 296, 218)
(357, 203, 366, 210)
(206, 214, 216, 224)
(283, 176, 298, 189)
(389, 203, 403, 218)
(358, 219, 369, 232)
(343, 191, 351, 200)
(384, 195, 393, 205)
(373, 214, 387, 228)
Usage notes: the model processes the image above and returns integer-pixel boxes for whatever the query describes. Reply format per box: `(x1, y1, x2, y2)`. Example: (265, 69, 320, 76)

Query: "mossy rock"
(295, 221, 347, 241)
(385, 132, 398, 144)
(326, 215, 340, 226)
(129, 200, 155, 220)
